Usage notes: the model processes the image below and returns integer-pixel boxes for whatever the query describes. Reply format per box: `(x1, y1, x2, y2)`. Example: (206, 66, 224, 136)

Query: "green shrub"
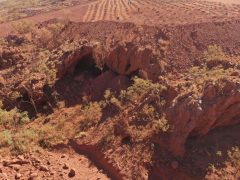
(120, 76, 165, 101)
(81, 102, 103, 128)
(0, 130, 13, 147)
(0, 108, 30, 129)
(13, 20, 34, 34)
(104, 89, 122, 109)
(11, 129, 37, 154)
(36, 50, 57, 86)
(133, 104, 158, 123)
(38, 125, 66, 148)
(203, 45, 227, 61)
(32, 27, 53, 47)
(155, 114, 170, 133)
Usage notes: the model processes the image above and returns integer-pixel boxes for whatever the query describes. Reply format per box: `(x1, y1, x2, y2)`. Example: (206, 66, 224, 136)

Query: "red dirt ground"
(1, 0, 240, 37)
(0, 147, 109, 180)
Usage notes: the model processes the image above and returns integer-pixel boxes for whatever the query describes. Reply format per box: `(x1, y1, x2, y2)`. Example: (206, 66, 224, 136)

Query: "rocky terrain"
(0, 148, 109, 179)
(0, 0, 240, 180)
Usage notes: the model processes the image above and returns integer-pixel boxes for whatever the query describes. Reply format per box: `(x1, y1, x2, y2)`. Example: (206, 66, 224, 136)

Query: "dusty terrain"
(0, 148, 109, 180)
(0, 0, 97, 23)
(0, 0, 240, 180)
(1, 0, 240, 36)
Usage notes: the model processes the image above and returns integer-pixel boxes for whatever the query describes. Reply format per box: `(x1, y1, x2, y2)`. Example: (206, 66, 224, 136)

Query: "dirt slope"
(55, 20, 240, 68)
(1, 0, 240, 37)
(0, 147, 109, 180)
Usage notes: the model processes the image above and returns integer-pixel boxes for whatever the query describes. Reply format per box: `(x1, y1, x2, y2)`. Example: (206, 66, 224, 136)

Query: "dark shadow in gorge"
(181, 124, 240, 178)
(149, 124, 240, 179)
(55, 53, 105, 107)
(54, 52, 131, 109)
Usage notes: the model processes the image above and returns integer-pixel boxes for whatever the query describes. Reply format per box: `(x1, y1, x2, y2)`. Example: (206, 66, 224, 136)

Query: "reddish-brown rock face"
(56, 43, 165, 82)
(164, 80, 240, 156)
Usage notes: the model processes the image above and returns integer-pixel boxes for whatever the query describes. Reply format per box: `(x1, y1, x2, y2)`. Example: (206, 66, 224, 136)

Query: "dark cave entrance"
(55, 52, 110, 106)
(73, 53, 103, 77)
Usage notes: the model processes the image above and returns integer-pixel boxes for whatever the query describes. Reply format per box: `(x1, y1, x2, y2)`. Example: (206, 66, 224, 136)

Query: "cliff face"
(165, 78, 240, 156)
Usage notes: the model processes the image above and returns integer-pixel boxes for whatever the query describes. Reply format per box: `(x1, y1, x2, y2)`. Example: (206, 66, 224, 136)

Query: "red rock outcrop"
(162, 79, 240, 156)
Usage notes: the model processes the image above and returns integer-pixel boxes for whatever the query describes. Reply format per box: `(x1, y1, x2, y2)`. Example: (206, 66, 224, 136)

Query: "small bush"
(38, 125, 66, 148)
(35, 50, 57, 86)
(120, 76, 165, 101)
(32, 27, 53, 47)
(0, 107, 30, 129)
(0, 130, 13, 147)
(203, 45, 227, 61)
(104, 89, 122, 109)
(81, 102, 103, 128)
(155, 114, 170, 133)
(11, 129, 38, 154)
(13, 20, 34, 34)
(141, 104, 156, 120)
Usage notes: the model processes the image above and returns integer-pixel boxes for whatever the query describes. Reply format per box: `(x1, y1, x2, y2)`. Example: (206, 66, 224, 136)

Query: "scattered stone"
(15, 173, 22, 179)
(39, 165, 49, 172)
(17, 155, 25, 160)
(68, 169, 76, 178)
(61, 154, 66, 158)
(32, 158, 41, 163)
(11, 164, 21, 171)
(171, 161, 179, 169)
(28, 173, 39, 180)
(2, 160, 10, 167)
(0, 173, 8, 179)
(63, 163, 69, 170)
(3, 159, 29, 166)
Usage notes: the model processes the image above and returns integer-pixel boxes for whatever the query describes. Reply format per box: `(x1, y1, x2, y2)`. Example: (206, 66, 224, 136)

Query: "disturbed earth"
(1, 0, 240, 36)
(0, 0, 240, 179)
(0, 148, 109, 180)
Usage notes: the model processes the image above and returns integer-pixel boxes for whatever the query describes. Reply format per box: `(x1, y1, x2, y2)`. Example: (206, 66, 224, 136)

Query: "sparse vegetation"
(189, 66, 234, 82)
(13, 20, 34, 34)
(203, 45, 227, 61)
(104, 89, 122, 109)
(0, 130, 13, 148)
(155, 114, 170, 133)
(0, 106, 30, 129)
(120, 76, 166, 102)
(0, 0, 82, 23)
(81, 102, 103, 128)
(35, 50, 57, 86)
(0, 104, 35, 154)
(11, 129, 38, 154)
